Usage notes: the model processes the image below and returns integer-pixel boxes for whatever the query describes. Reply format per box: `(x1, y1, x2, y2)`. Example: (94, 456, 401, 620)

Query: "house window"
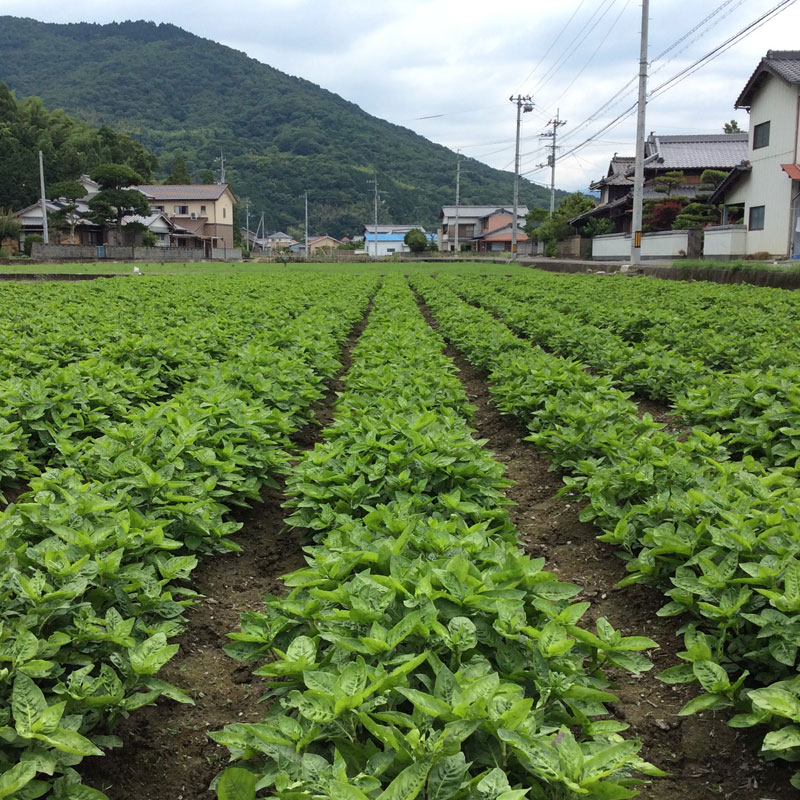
(749, 205, 765, 230)
(154, 205, 164, 212)
(223, 207, 226, 219)
(753, 121, 770, 150)
(174, 205, 189, 215)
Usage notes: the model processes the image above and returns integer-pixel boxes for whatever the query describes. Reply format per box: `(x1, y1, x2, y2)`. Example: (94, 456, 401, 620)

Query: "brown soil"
(80, 489, 305, 799)
(417, 294, 795, 800)
(80, 301, 374, 800)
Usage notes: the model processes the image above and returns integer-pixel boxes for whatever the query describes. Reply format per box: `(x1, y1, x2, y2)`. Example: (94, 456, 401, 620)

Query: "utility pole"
(538, 111, 567, 217)
(245, 198, 250, 255)
(217, 151, 226, 184)
(38, 150, 49, 245)
(631, 0, 649, 266)
(454, 150, 461, 255)
(304, 190, 309, 261)
(510, 95, 533, 259)
(367, 174, 379, 258)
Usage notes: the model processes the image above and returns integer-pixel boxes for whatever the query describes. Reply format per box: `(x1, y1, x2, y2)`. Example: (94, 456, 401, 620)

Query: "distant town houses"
(438, 206, 529, 253)
(13, 176, 237, 255)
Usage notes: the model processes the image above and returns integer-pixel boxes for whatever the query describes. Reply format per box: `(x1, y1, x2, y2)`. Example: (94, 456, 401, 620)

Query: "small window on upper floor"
(749, 205, 765, 230)
(200, 205, 206, 215)
(174, 205, 189, 215)
(223, 207, 227, 219)
(753, 121, 770, 150)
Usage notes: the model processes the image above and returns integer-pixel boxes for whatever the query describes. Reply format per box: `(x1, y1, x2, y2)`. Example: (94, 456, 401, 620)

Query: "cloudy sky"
(1, 0, 798, 192)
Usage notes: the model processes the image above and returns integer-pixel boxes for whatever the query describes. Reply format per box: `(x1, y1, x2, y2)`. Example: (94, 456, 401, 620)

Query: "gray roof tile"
(736, 50, 800, 108)
(646, 134, 748, 170)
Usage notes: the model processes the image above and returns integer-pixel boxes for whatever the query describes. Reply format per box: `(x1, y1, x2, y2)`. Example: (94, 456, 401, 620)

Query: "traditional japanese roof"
(133, 184, 231, 200)
(590, 155, 636, 190)
(644, 134, 749, 170)
(568, 195, 629, 225)
(736, 50, 800, 108)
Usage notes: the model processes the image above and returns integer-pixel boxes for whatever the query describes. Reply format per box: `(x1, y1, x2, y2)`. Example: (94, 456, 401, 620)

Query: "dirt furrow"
(81, 297, 375, 800)
(416, 292, 792, 800)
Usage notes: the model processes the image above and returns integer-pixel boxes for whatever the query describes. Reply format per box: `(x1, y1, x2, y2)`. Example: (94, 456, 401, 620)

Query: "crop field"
(1, 266, 799, 800)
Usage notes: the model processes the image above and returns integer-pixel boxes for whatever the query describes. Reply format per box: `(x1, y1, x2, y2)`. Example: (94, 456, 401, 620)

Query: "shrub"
(23, 234, 43, 256)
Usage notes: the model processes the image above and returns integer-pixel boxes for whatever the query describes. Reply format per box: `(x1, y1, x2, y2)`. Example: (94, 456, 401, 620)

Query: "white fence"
(703, 226, 748, 260)
(591, 230, 694, 261)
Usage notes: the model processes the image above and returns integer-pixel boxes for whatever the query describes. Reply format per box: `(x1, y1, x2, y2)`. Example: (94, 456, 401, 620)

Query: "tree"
(644, 199, 685, 232)
(0, 208, 21, 242)
(652, 170, 685, 197)
(164, 155, 191, 184)
(403, 228, 428, 252)
(87, 163, 151, 242)
(48, 180, 86, 243)
(583, 217, 615, 236)
(673, 201, 720, 229)
(200, 169, 216, 184)
(524, 193, 594, 248)
(723, 120, 742, 134)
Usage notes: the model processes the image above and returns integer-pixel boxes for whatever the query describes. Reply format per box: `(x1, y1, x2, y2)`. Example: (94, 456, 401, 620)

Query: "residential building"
(438, 206, 529, 252)
(308, 235, 342, 253)
(573, 133, 748, 232)
(265, 231, 296, 252)
(711, 50, 800, 258)
(362, 224, 434, 257)
(114, 212, 176, 246)
(136, 183, 236, 249)
(14, 198, 102, 247)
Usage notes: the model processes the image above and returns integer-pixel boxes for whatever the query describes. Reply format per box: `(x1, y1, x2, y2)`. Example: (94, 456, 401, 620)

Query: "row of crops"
(412, 271, 800, 792)
(212, 278, 662, 799)
(2, 266, 800, 798)
(0, 275, 376, 799)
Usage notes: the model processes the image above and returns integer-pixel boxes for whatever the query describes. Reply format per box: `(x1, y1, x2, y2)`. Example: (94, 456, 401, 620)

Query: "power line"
(534, 0, 620, 95)
(515, 0, 589, 92)
(556, 0, 632, 102)
(555, 0, 748, 148)
(524, 0, 797, 176)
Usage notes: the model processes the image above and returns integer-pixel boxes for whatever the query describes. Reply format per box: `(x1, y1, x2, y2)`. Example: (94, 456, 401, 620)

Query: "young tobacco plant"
(213, 279, 662, 799)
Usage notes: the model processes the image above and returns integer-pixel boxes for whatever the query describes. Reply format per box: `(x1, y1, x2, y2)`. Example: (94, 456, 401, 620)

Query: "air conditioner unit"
(190, 212, 197, 219)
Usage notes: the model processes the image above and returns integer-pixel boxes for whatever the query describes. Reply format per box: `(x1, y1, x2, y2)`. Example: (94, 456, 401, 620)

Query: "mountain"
(0, 17, 566, 237)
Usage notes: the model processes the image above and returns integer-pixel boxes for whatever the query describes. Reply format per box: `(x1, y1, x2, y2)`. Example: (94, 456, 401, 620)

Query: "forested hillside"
(0, 17, 564, 236)
(0, 83, 156, 212)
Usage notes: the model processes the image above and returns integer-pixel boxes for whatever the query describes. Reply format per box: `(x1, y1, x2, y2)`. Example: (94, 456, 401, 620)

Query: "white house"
(711, 50, 800, 258)
(362, 225, 433, 257)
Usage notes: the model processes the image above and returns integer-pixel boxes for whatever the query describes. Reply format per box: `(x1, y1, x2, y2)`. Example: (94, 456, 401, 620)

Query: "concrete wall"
(211, 247, 242, 261)
(703, 225, 748, 259)
(642, 229, 691, 258)
(591, 233, 629, 260)
(591, 230, 693, 260)
(557, 235, 591, 259)
(32, 243, 209, 261)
